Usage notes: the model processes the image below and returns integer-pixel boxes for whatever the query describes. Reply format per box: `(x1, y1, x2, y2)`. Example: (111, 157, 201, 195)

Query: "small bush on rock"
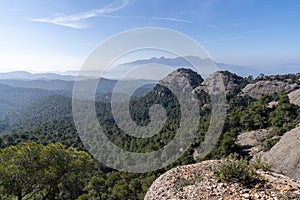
(175, 170, 202, 190)
(213, 153, 266, 187)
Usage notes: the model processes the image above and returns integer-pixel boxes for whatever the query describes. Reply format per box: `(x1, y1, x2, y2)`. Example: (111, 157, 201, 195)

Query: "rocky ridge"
(193, 71, 246, 94)
(145, 160, 300, 200)
(241, 80, 298, 99)
(145, 71, 300, 200)
(241, 74, 300, 99)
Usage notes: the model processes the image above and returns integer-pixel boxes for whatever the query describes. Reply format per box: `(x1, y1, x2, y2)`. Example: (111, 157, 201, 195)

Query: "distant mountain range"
(119, 56, 300, 78)
(0, 56, 298, 119)
(0, 71, 76, 81)
(0, 73, 155, 117)
(1, 56, 299, 80)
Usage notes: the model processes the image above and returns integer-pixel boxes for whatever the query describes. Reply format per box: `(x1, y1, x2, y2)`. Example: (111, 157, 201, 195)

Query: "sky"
(0, 0, 300, 73)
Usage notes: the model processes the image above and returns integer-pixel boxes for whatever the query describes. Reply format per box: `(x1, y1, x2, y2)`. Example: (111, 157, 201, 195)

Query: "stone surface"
(193, 71, 244, 95)
(264, 124, 300, 180)
(145, 160, 300, 200)
(237, 129, 276, 157)
(289, 89, 300, 106)
(159, 68, 204, 89)
(241, 80, 298, 99)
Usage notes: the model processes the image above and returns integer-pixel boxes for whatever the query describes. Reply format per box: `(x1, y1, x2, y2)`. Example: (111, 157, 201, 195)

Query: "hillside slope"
(0, 83, 65, 117)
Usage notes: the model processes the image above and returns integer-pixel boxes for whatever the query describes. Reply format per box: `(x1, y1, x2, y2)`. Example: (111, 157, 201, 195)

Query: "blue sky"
(0, 0, 299, 73)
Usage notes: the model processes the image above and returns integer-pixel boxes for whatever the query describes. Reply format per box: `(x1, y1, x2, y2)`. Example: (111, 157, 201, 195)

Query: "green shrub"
(251, 155, 271, 171)
(262, 137, 280, 151)
(175, 170, 202, 190)
(213, 153, 266, 187)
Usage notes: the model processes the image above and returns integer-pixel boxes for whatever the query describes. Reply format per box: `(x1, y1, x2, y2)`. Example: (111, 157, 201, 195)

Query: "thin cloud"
(28, 0, 128, 28)
(206, 24, 218, 28)
(29, 0, 192, 28)
(203, 30, 263, 44)
(203, 35, 246, 44)
(151, 16, 192, 23)
(29, 18, 87, 29)
(95, 15, 192, 24)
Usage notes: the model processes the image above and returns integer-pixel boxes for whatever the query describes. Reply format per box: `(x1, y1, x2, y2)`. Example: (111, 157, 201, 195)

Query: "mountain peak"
(159, 68, 204, 89)
(193, 70, 248, 94)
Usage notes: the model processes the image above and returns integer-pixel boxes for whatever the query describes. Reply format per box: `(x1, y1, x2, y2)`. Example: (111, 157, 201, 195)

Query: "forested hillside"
(0, 84, 65, 117)
(0, 69, 300, 199)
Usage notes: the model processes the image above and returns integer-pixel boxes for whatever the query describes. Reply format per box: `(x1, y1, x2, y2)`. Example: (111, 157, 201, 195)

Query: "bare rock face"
(159, 68, 203, 90)
(237, 129, 273, 157)
(193, 71, 245, 94)
(264, 124, 300, 180)
(145, 160, 300, 200)
(241, 80, 299, 99)
(289, 89, 300, 106)
(241, 73, 300, 99)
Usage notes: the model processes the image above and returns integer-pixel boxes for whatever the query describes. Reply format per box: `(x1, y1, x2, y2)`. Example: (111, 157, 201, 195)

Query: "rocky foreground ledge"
(145, 160, 300, 200)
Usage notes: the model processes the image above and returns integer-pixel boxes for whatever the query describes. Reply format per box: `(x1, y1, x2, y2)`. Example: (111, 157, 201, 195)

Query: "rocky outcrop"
(241, 80, 299, 99)
(289, 89, 300, 106)
(159, 68, 204, 89)
(193, 71, 245, 94)
(145, 160, 300, 200)
(264, 124, 300, 180)
(237, 129, 274, 157)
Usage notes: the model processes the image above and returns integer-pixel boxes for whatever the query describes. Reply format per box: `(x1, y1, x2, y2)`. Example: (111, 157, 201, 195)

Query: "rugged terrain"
(145, 160, 300, 200)
(193, 70, 247, 94)
(146, 71, 300, 200)
(1, 69, 300, 200)
(241, 74, 300, 99)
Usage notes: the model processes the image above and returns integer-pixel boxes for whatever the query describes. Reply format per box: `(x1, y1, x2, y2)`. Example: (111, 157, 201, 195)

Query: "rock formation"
(264, 124, 300, 180)
(145, 160, 300, 200)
